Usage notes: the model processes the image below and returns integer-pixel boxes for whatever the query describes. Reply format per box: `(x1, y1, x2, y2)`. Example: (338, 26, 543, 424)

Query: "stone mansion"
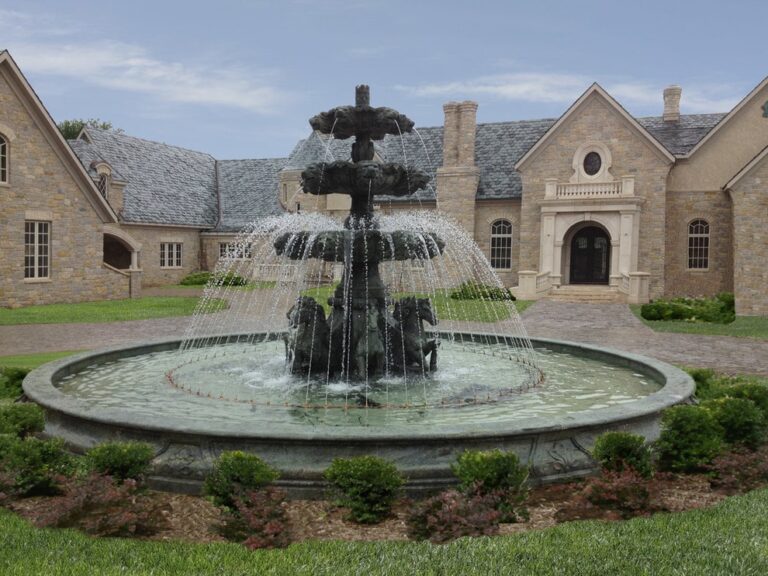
(1, 50, 766, 315)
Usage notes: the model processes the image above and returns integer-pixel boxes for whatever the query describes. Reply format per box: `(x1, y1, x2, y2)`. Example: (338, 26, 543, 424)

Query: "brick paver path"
(521, 301, 768, 376)
(1, 299, 766, 376)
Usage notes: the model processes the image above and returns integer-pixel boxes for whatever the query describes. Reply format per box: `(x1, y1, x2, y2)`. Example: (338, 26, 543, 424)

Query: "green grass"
(630, 305, 768, 340)
(0, 297, 227, 326)
(301, 286, 531, 323)
(0, 351, 80, 370)
(1, 489, 768, 575)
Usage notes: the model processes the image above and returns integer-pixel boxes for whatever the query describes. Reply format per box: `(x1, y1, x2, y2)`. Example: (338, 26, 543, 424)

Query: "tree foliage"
(57, 118, 121, 140)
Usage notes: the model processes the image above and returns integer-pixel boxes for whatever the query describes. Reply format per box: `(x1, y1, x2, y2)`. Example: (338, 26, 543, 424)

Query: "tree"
(57, 118, 121, 140)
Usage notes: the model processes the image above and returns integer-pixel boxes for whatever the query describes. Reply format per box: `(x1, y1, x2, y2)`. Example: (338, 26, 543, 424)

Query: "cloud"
(11, 41, 286, 114)
(398, 73, 742, 113)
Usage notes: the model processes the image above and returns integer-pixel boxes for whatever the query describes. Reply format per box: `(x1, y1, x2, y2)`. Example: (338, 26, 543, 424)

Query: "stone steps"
(544, 285, 627, 303)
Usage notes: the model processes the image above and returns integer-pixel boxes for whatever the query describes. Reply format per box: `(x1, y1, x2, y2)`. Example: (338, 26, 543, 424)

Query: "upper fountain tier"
(300, 86, 431, 228)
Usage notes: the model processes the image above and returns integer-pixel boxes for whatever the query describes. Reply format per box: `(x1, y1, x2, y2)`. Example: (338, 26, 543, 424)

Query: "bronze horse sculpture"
(389, 297, 438, 373)
(284, 296, 330, 376)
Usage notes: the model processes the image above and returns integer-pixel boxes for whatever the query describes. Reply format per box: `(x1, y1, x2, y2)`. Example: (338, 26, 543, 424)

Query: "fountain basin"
(23, 336, 694, 496)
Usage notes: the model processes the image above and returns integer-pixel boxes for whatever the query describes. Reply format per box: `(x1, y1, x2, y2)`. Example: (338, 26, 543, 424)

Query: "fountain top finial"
(355, 85, 370, 108)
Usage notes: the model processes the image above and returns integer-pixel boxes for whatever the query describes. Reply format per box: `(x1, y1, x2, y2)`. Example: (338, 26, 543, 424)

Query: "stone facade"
(518, 92, 672, 299)
(664, 190, 733, 297)
(729, 155, 768, 316)
(0, 58, 129, 308)
(121, 225, 202, 286)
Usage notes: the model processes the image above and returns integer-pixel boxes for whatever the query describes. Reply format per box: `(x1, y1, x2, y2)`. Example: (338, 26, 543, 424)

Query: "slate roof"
(68, 110, 728, 229)
(76, 128, 219, 227)
(215, 158, 287, 232)
(638, 113, 727, 156)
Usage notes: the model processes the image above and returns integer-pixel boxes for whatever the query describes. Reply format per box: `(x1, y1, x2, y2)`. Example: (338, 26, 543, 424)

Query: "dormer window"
(97, 173, 109, 199)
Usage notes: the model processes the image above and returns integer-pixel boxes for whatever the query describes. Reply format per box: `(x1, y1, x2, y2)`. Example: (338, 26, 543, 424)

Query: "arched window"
(688, 219, 710, 270)
(0, 135, 7, 184)
(490, 219, 513, 269)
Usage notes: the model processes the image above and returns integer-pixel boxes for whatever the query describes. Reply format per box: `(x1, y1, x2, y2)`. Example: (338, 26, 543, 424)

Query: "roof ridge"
(219, 157, 288, 163)
(86, 127, 216, 160)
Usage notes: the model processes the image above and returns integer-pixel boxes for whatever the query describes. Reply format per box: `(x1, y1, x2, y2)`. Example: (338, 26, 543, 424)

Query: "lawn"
(630, 305, 768, 340)
(0, 297, 227, 325)
(0, 351, 80, 369)
(302, 285, 531, 323)
(1, 488, 767, 575)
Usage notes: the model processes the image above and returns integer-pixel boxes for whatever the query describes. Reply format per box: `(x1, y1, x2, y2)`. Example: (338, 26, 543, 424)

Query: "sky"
(2, 0, 767, 159)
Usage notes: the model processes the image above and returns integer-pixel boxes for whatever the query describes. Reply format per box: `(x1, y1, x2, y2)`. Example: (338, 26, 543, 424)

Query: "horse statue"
(351, 304, 386, 379)
(284, 296, 330, 376)
(389, 297, 438, 373)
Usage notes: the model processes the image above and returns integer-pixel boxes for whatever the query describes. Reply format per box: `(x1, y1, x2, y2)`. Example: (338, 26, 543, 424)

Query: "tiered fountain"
(23, 88, 694, 495)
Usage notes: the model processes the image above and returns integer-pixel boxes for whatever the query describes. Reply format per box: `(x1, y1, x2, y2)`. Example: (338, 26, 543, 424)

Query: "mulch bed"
(5, 473, 731, 544)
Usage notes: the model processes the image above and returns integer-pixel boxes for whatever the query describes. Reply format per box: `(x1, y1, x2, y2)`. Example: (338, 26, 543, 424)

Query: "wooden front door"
(569, 226, 610, 284)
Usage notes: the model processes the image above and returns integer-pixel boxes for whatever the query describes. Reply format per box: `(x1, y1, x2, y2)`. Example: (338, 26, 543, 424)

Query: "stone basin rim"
(23, 335, 694, 442)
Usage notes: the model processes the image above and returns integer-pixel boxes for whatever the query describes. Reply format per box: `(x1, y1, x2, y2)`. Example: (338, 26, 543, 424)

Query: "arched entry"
(569, 225, 610, 284)
(103, 234, 132, 269)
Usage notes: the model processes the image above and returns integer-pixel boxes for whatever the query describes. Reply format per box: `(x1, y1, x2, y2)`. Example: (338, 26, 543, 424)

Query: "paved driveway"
(1, 299, 766, 376)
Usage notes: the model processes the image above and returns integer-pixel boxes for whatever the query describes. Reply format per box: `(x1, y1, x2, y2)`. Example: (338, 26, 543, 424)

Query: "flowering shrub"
(34, 472, 169, 537)
(407, 489, 502, 543)
(220, 487, 290, 549)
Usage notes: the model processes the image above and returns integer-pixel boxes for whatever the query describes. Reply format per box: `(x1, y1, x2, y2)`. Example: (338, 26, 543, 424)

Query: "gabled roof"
(724, 143, 768, 189)
(67, 139, 128, 182)
(515, 83, 675, 170)
(0, 50, 117, 223)
(637, 113, 726, 156)
(682, 75, 768, 158)
(77, 127, 219, 227)
(215, 158, 287, 232)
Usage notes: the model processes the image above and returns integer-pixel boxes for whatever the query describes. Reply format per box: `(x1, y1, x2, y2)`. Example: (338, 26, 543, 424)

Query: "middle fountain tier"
(274, 85, 442, 381)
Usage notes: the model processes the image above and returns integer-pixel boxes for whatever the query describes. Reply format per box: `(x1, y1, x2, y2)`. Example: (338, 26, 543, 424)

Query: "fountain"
(23, 88, 694, 495)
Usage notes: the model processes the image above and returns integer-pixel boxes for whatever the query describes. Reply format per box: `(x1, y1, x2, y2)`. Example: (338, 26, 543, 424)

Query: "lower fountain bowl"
(23, 336, 694, 497)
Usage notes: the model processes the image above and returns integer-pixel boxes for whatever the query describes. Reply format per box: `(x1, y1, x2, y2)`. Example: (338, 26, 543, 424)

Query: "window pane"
(687, 219, 710, 269)
(490, 220, 513, 269)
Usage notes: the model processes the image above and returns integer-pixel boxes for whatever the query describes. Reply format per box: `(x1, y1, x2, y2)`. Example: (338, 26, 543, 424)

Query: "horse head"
(287, 296, 326, 327)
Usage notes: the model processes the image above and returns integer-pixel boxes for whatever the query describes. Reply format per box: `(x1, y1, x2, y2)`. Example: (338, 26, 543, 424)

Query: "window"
(281, 183, 288, 204)
(96, 173, 109, 199)
(583, 151, 602, 176)
(160, 242, 182, 268)
(490, 219, 513, 269)
(219, 242, 252, 259)
(0, 135, 7, 184)
(24, 221, 50, 279)
(687, 219, 710, 270)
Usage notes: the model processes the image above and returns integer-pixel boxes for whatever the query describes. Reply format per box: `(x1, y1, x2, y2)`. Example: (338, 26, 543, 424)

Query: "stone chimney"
(457, 100, 478, 166)
(437, 100, 480, 235)
(663, 85, 682, 123)
(442, 102, 460, 166)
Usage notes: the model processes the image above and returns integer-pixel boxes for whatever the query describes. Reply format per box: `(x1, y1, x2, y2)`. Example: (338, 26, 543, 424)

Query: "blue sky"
(2, 0, 766, 159)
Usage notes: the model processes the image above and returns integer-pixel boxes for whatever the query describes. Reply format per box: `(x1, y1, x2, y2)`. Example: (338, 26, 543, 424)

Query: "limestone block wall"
(730, 161, 768, 316)
(0, 72, 128, 308)
(121, 224, 201, 286)
(519, 95, 672, 298)
(664, 190, 733, 297)
(474, 200, 521, 286)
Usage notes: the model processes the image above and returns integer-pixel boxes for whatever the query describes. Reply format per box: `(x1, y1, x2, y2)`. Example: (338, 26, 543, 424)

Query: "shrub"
(407, 489, 501, 543)
(86, 441, 155, 483)
(0, 404, 45, 438)
(204, 451, 279, 509)
(220, 487, 290, 549)
(452, 449, 529, 494)
(702, 397, 765, 450)
(686, 368, 726, 401)
(726, 383, 768, 420)
(0, 367, 29, 400)
(180, 271, 249, 286)
(35, 472, 169, 537)
(582, 470, 663, 519)
(655, 405, 724, 472)
(591, 432, 653, 478)
(451, 449, 529, 522)
(1, 437, 74, 496)
(450, 280, 515, 301)
(323, 455, 404, 524)
(640, 294, 734, 324)
(705, 446, 768, 494)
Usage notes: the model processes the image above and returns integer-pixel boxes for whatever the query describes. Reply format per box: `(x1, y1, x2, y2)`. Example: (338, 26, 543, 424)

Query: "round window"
(583, 151, 602, 176)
